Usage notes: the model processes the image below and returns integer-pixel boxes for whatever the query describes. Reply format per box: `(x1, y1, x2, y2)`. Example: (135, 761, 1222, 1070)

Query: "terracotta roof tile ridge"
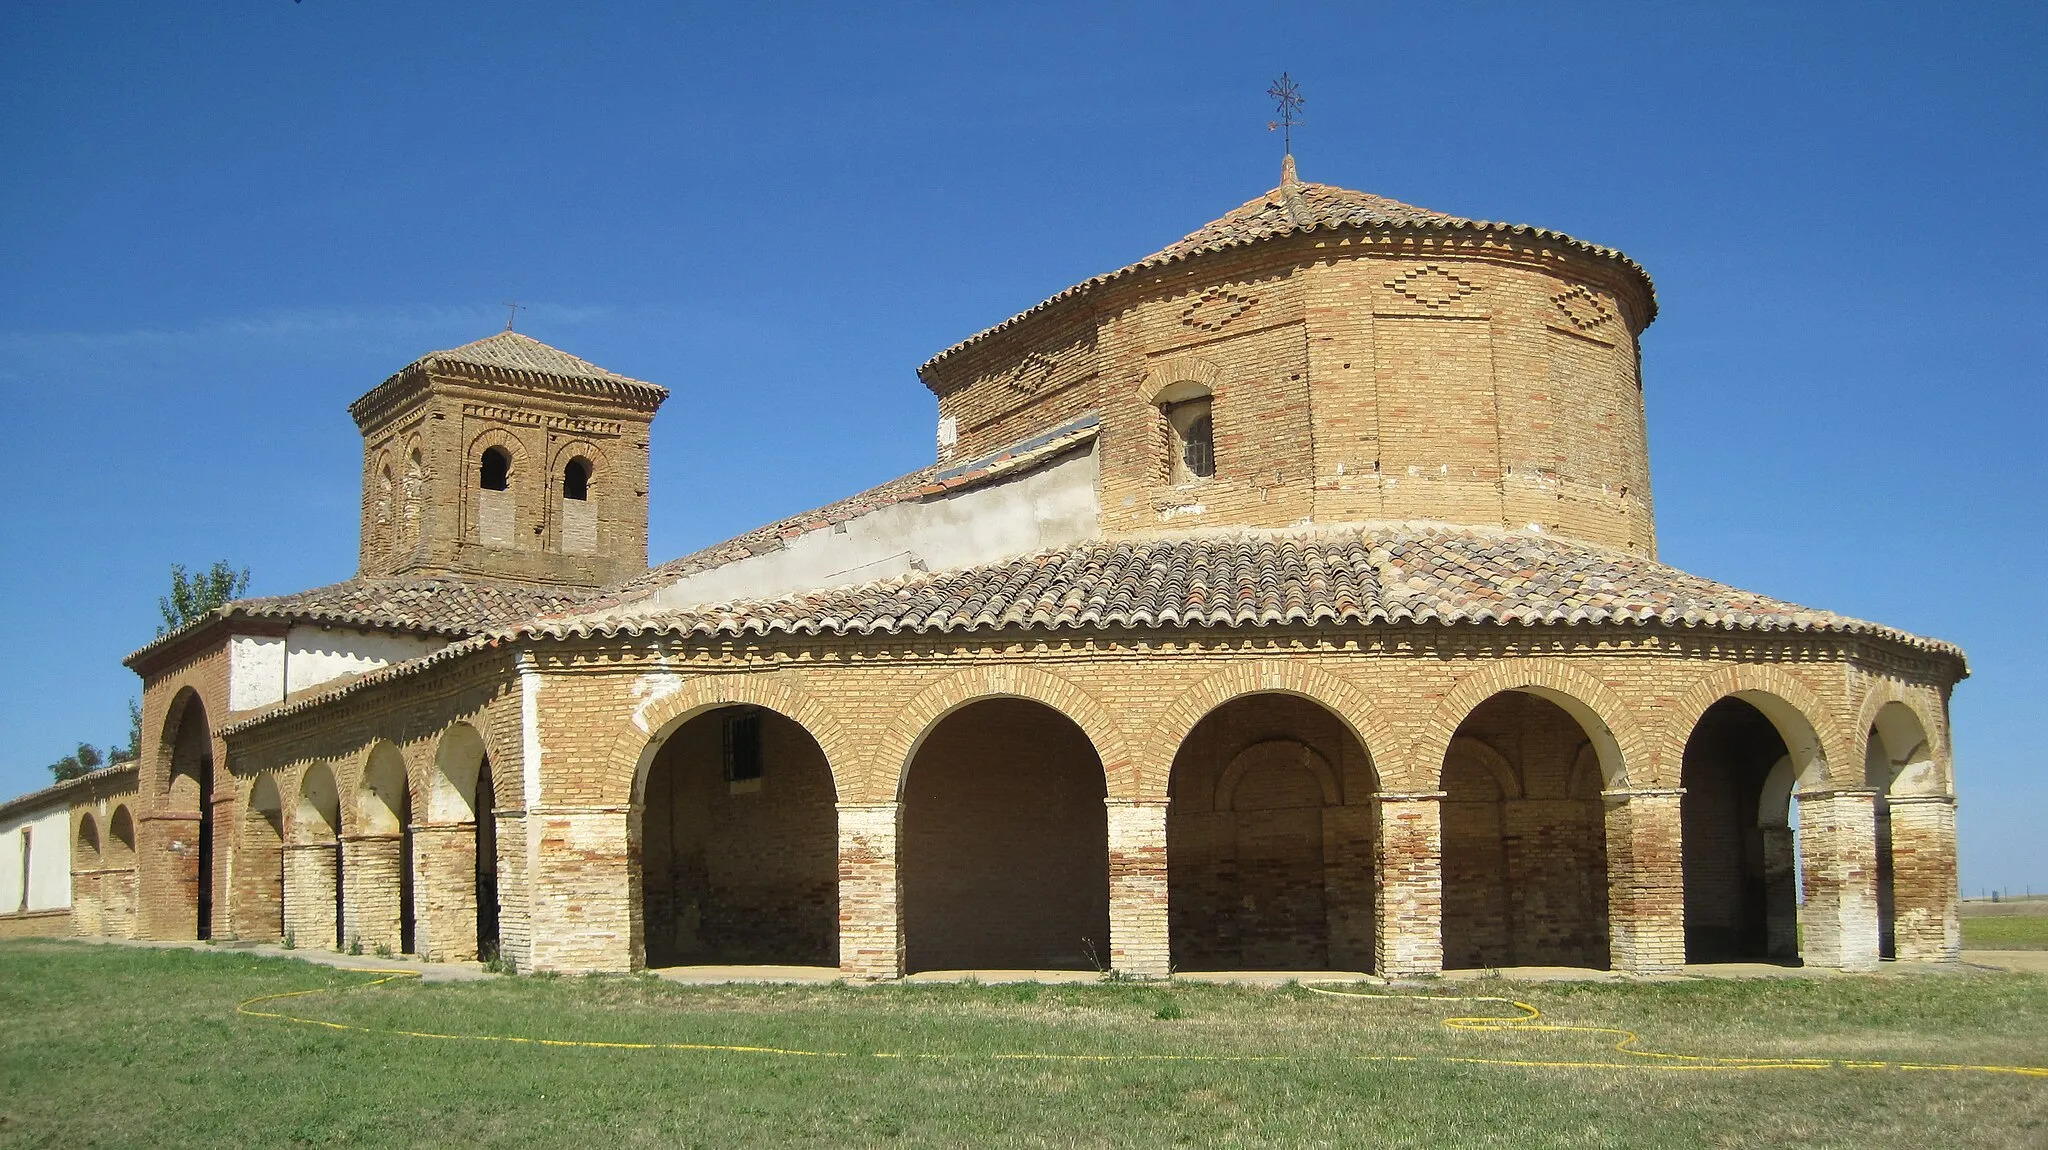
(125, 571, 601, 666)
(0, 761, 139, 821)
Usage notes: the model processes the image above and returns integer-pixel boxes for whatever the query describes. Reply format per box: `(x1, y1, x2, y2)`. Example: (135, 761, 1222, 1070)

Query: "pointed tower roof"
(349, 330, 666, 428)
(920, 166, 1656, 377)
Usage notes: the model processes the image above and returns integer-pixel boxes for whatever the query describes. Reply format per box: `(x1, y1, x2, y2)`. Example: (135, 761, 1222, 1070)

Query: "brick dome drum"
(920, 164, 1660, 554)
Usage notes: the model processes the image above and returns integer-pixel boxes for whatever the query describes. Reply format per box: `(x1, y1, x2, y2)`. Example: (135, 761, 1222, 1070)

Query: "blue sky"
(1, 3, 2040, 893)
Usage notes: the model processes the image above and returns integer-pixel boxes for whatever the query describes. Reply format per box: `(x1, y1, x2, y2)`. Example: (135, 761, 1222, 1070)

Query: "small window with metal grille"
(722, 710, 763, 784)
(1163, 396, 1216, 482)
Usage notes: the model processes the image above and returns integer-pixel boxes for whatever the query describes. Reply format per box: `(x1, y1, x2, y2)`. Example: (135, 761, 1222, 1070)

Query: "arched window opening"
(479, 447, 511, 491)
(563, 456, 591, 501)
(1158, 385, 1215, 482)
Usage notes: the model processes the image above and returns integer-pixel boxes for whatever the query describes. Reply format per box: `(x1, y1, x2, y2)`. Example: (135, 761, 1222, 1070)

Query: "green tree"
(110, 698, 142, 764)
(158, 561, 250, 636)
(49, 743, 103, 783)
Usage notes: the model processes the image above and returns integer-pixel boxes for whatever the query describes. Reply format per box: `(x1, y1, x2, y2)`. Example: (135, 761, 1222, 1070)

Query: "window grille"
(722, 710, 763, 783)
(1183, 413, 1215, 478)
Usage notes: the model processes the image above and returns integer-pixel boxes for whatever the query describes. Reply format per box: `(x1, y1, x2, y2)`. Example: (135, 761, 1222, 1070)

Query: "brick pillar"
(342, 833, 403, 954)
(1375, 791, 1444, 977)
(138, 812, 201, 939)
(1887, 795, 1959, 962)
(229, 837, 285, 944)
(283, 842, 340, 950)
(526, 806, 635, 974)
(837, 802, 903, 981)
(72, 871, 104, 937)
(1796, 789, 1882, 972)
(1602, 788, 1686, 973)
(1106, 800, 1170, 979)
(105, 869, 137, 937)
(413, 822, 479, 962)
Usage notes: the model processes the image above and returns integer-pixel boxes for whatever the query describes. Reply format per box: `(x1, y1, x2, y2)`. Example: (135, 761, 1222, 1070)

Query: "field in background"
(1965, 915, 2048, 950)
(1, 940, 2044, 1149)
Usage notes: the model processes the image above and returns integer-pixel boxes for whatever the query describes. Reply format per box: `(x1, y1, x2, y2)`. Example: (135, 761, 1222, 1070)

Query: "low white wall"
(646, 443, 1101, 611)
(228, 626, 442, 712)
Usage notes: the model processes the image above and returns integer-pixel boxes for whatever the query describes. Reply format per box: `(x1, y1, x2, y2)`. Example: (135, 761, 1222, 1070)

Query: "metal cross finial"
(1266, 72, 1305, 155)
(502, 301, 526, 332)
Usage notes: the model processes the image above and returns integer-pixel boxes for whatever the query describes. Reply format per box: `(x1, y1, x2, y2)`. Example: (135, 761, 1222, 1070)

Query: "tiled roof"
(921, 170, 1657, 377)
(413, 331, 652, 387)
(124, 574, 594, 668)
(0, 762, 137, 821)
(220, 524, 1964, 736)
(533, 524, 1962, 662)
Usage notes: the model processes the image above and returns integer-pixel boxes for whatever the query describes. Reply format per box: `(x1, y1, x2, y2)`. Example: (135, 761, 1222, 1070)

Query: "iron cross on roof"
(1267, 73, 1305, 156)
(502, 301, 526, 332)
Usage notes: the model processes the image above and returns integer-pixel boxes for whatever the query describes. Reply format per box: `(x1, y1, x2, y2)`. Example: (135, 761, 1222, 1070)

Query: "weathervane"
(1266, 72, 1305, 155)
(502, 300, 526, 332)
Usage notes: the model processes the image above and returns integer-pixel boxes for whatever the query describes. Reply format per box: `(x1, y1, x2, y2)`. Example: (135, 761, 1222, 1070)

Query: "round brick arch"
(1141, 659, 1398, 802)
(865, 664, 1129, 803)
(598, 672, 856, 808)
(1854, 680, 1950, 798)
(1410, 659, 1649, 794)
(1659, 663, 1851, 791)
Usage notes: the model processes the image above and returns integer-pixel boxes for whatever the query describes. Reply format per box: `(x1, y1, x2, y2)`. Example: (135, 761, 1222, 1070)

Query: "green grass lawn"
(2, 941, 2045, 1149)
(1965, 913, 2048, 950)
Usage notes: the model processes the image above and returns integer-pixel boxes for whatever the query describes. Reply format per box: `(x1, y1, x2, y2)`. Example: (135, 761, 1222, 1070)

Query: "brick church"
(61, 159, 1964, 977)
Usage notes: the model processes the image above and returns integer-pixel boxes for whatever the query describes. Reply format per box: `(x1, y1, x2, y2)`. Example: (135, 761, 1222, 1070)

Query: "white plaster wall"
(228, 634, 287, 712)
(644, 443, 1101, 612)
(284, 626, 442, 697)
(0, 804, 74, 913)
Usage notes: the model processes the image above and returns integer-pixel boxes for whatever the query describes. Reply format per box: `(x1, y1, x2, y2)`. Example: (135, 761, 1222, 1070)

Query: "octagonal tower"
(920, 160, 1659, 555)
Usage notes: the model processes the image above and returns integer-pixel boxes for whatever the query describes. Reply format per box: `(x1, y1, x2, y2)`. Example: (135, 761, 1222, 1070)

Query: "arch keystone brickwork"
(600, 671, 855, 808)
(1412, 658, 1646, 793)
(1142, 659, 1395, 802)
(1661, 664, 1851, 790)
(869, 664, 1128, 803)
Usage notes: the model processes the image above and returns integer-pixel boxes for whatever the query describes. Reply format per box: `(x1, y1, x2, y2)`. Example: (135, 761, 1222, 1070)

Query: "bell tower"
(349, 331, 668, 587)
